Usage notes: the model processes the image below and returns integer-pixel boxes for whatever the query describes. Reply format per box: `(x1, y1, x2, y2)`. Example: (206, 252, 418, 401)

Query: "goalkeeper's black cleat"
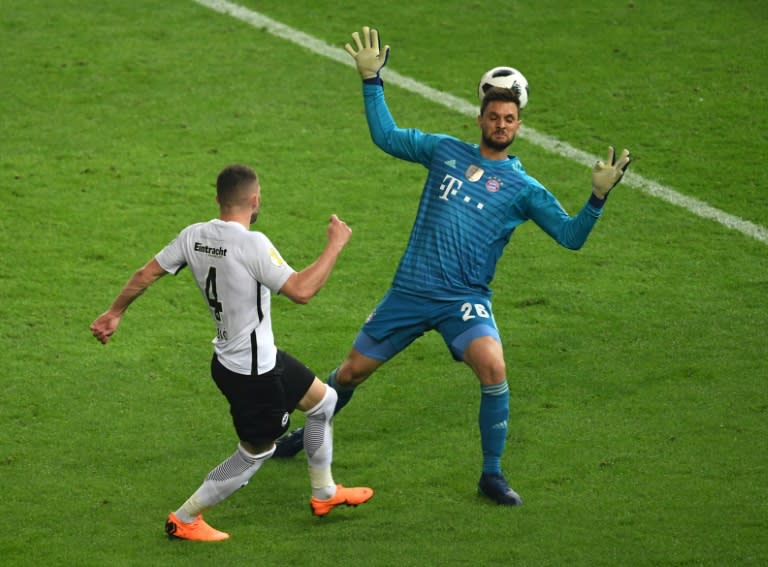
(477, 472, 523, 506)
(273, 427, 305, 458)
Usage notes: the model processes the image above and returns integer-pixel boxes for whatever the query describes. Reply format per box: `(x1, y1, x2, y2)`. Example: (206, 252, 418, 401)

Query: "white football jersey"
(155, 219, 295, 376)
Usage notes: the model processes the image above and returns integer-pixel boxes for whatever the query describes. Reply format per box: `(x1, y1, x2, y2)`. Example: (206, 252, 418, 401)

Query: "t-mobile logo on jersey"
(438, 174, 463, 200)
(438, 174, 485, 210)
(194, 242, 228, 257)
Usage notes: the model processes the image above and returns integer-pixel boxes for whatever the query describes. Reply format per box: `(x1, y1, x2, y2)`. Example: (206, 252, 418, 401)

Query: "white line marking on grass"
(193, 0, 768, 245)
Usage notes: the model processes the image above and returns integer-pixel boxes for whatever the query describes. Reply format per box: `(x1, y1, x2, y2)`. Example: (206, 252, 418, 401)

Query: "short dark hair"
(480, 87, 522, 117)
(216, 164, 258, 206)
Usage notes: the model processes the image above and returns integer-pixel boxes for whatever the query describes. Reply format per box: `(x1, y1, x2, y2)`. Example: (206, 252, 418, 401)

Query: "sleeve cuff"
(363, 77, 384, 86)
(589, 192, 607, 208)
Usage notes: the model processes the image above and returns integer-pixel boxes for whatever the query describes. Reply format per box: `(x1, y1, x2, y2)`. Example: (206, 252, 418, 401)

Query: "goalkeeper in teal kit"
(276, 27, 632, 505)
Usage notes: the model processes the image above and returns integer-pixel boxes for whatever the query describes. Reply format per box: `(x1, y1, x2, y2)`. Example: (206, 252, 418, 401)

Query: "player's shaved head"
(216, 164, 260, 208)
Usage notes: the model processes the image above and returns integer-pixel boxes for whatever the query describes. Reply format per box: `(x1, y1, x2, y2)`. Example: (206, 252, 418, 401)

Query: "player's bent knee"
(469, 358, 506, 384)
(240, 439, 275, 455)
(339, 350, 383, 384)
(296, 377, 328, 412)
(463, 336, 506, 383)
(338, 364, 372, 385)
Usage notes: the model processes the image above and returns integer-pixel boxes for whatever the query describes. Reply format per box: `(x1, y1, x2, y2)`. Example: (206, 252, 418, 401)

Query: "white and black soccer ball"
(477, 66, 529, 109)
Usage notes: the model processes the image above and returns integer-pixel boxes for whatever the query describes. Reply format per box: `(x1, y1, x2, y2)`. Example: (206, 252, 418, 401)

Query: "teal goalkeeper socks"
(327, 368, 356, 415)
(479, 381, 510, 474)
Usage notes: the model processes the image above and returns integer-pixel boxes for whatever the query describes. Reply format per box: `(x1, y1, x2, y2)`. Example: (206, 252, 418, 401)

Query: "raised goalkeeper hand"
(592, 146, 632, 200)
(344, 26, 390, 80)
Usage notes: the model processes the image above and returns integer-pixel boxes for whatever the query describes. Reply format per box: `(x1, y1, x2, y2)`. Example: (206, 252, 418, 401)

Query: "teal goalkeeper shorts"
(353, 289, 501, 362)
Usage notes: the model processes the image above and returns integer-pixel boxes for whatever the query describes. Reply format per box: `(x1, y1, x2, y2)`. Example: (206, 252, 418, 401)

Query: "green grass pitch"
(1, 1, 766, 565)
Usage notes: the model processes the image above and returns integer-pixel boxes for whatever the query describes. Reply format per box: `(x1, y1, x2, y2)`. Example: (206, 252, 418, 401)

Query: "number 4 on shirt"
(205, 267, 224, 321)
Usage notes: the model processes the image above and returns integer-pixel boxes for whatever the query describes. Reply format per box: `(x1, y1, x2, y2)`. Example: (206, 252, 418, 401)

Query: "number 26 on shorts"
(460, 302, 490, 321)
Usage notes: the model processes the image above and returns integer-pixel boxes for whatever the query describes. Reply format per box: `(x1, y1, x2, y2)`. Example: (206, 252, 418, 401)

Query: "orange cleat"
(165, 512, 230, 541)
(310, 485, 374, 517)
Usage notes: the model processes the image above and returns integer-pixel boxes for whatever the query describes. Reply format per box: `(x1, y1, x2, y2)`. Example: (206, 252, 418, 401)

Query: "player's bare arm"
(90, 258, 168, 344)
(280, 214, 351, 305)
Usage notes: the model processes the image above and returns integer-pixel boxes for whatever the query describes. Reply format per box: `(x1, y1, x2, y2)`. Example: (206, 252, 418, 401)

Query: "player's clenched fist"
(91, 311, 121, 344)
(327, 214, 352, 249)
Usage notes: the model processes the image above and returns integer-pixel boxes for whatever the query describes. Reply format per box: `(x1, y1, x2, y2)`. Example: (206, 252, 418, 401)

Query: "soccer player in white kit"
(90, 164, 373, 541)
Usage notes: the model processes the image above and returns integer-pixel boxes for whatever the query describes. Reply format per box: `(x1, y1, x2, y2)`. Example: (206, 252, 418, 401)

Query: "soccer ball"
(477, 66, 529, 109)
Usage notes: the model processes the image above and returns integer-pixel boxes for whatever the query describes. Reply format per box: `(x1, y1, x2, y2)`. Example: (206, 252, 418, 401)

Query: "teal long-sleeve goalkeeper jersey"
(363, 82, 605, 301)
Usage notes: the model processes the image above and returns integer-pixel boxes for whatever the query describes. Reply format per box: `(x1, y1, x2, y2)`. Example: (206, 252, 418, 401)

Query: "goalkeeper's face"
(478, 101, 521, 153)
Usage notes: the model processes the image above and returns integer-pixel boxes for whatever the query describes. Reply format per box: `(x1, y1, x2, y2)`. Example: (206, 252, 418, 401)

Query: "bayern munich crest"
(485, 176, 502, 192)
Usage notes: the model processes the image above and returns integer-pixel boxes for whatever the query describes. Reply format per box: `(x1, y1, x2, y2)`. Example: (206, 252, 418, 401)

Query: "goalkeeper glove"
(592, 146, 632, 199)
(344, 26, 390, 80)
